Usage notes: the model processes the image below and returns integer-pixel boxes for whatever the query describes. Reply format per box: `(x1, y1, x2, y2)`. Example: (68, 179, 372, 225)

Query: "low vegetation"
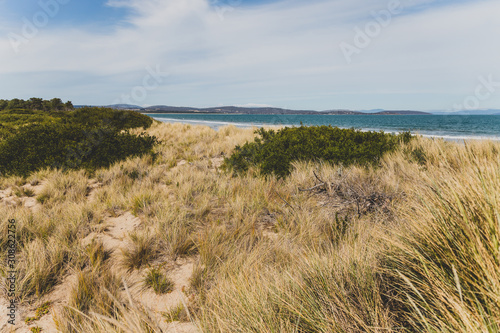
(144, 267, 175, 294)
(0, 117, 498, 332)
(223, 126, 412, 177)
(121, 232, 159, 271)
(25, 302, 51, 325)
(0, 101, 156, 177)
(0, 97, 73, 112)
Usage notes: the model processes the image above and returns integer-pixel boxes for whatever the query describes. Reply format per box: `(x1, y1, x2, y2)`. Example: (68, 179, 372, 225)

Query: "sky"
(0, 0, 499, 111)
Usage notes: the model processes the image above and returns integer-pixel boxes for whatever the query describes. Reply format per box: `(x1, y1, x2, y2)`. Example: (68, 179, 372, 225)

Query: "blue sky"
(0, 0, 272, 30)
(1, 0, 499, 111)
(1, 0, 128, 30)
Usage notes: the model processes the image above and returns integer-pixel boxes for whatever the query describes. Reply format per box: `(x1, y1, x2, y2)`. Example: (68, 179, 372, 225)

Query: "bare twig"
(273, 190, 296, 212)
(298, 183, 325, 192)
(313, 170, 325, 183)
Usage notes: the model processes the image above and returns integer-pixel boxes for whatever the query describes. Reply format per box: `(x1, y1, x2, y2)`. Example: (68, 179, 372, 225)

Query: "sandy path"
(1, 181, 200, 333)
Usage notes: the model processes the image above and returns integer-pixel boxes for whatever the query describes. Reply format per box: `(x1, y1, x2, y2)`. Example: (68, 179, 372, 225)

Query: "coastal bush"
(68, 107, 153, 130)
(223, 126, 412, 178)
(0, 109, 63, 140)
(0, 123, 157, 177)
(0, 107, 153, 131)
(0, 106, 156, 176)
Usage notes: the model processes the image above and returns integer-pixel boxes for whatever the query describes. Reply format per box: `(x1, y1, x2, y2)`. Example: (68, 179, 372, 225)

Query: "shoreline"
(150, 116, 500, 142)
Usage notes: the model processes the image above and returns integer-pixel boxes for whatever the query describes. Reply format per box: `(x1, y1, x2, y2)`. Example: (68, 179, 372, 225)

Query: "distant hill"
(373, 110, 430, 115)
(144, 105, 320, 114)
(432, 109, 500, 115)
(75, 104, 143, 110)
(321, 110, 363, 115)
(138, 105, 430, 115)
(76, 104, 434, 115)
(106, 104, 143, 110)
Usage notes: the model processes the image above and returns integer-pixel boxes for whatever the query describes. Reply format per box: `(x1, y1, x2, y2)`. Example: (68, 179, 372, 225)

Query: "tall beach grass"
(0, 122, 498, 332)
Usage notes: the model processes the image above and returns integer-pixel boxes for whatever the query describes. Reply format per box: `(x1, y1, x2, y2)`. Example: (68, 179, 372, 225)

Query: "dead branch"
(273, 190, 296, 212)
(299, 170, 328, 192)
(298, 183, 326, 192)
(313, 170, 325, 183)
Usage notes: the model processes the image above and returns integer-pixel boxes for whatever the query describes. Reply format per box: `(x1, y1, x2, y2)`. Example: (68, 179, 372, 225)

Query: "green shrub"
(0, 107, 153, 134)
(0, 123, 157, 177)
(68, 107, 153, 130)
(223, 126, 412, 178)
(0, 106, 156, 177)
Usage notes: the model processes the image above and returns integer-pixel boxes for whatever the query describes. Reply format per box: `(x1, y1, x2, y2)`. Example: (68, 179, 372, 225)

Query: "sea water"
(146, 114, 500, 141)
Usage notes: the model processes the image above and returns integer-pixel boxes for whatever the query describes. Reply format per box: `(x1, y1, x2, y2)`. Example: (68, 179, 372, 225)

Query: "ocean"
(146, 114, 500, 141)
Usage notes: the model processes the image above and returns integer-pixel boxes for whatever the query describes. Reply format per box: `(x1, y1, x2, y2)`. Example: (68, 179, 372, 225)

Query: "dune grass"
(143, 267, 174, 295)
(1, 121, 499, 332)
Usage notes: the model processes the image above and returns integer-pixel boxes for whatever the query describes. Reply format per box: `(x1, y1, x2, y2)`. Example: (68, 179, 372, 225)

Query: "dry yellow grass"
(1, 121, 499, 332)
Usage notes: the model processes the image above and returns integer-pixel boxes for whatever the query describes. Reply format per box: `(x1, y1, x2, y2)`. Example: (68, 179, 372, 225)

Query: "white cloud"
(0, 0, 499, 110)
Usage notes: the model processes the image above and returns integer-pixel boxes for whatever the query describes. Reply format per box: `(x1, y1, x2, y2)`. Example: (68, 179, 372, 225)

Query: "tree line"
(0, 98, 74, 111)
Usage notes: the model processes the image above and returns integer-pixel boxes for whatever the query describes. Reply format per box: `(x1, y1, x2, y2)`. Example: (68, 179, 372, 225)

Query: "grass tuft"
(121, 232, 159, 271)
(163, 304, 189, 323)
(86, 239, 110, 268)
(143, 267, 174, 294)
(69, 269, 122, 316)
